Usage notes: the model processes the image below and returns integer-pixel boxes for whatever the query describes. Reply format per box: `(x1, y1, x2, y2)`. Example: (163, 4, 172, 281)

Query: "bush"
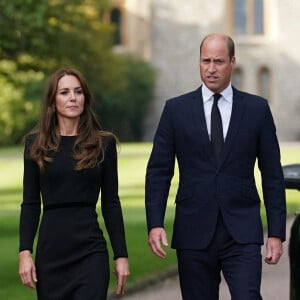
(95, 56, 156, 141)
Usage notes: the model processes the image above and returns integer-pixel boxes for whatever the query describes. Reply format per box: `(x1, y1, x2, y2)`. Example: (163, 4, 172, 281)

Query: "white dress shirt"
(201, 83, 233, 141)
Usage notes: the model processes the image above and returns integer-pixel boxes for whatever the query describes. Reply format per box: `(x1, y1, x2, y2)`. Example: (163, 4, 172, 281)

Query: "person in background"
(18, 67, 129, 299)
(145, 33, 286, 299)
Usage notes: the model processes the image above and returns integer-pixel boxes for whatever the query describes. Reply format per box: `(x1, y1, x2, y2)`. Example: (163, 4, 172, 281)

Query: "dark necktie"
(211, 93, 223, 162)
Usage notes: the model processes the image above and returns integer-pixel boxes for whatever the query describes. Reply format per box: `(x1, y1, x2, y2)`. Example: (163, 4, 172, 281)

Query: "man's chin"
(205, 82, 220, 93)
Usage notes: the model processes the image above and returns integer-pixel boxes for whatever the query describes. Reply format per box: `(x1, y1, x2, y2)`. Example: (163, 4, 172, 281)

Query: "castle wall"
(113, 0, 300, 141)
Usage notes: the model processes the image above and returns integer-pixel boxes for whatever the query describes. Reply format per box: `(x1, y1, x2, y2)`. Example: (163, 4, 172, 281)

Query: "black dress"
(19, 135, 128, 300)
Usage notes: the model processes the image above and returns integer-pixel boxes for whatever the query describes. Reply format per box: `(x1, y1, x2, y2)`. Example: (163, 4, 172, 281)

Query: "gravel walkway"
(110, 217, 294, 300)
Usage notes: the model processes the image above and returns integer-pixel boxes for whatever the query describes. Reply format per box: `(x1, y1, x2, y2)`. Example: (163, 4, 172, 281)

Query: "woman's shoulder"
(22, 133, 38, 158)
(99, 131, 117, 146)
(24, 132, 38, 147)
(97, 131, 119, 159)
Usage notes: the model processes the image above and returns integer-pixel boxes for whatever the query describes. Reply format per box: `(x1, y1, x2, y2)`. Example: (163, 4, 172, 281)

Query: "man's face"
(200, 37, 236, 93)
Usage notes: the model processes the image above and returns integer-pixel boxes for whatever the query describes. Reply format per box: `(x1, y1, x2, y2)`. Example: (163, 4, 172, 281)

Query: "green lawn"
(0, 142, 299, 299)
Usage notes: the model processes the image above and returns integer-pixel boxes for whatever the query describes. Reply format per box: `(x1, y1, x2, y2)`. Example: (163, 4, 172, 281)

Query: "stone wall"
(114, 0, 300, 141)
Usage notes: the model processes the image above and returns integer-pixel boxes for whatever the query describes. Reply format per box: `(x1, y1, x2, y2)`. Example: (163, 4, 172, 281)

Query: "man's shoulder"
(166, 87, 201, 106)
(233, 87, 268, 106)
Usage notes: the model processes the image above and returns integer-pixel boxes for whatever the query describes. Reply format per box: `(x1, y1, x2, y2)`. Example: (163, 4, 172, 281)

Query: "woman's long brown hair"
(27, 67, 113, 172)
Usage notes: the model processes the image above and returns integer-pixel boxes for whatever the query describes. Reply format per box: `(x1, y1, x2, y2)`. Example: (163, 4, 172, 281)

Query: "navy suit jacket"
(145, 86, 286, 250)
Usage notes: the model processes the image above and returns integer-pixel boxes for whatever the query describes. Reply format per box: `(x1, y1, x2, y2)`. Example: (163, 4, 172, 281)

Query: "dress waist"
(43, 202, 96, 211)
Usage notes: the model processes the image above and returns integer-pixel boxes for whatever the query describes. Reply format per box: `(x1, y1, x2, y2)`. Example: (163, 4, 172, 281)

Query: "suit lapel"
(193, 87, 210, 141)
(191, 87, 214, 158)
(220, 87, 246, 164)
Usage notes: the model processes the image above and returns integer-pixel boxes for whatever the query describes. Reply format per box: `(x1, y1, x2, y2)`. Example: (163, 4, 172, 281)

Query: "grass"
(0, 142, 300, 299)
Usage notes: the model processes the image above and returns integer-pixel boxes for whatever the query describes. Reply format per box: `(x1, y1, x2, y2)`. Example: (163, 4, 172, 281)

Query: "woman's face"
(55, 75, 85, 121)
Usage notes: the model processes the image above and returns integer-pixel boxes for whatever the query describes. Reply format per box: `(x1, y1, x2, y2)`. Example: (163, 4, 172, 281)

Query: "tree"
(0, 0, 155, 144)
(0, 0, 122, 85)
(0, 0, 124, 145)
(0, 60, 41, 145)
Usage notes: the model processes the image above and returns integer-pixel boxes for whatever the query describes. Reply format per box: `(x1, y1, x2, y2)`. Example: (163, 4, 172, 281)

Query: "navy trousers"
(176, 214, 263, 300)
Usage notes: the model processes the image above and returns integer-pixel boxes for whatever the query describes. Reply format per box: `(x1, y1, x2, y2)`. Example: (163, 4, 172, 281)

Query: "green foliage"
(0, 0, 155, 145)
(0, 61, 42, 145)
(0, 0, 113, 73)
(98, 56, 156, 141)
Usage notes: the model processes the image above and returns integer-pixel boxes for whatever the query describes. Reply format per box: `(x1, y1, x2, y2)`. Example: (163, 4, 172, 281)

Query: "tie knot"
(213, 94, 222, 103)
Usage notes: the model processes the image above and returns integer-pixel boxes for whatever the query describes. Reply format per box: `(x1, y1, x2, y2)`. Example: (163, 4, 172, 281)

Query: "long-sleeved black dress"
(19, 135, 128, 300)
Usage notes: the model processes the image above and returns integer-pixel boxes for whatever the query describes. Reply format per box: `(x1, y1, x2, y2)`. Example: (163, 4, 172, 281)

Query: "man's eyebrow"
(201, 57, 225, 61)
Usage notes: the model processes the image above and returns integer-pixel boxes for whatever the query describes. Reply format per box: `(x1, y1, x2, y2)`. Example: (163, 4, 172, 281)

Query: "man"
(145, 33, 286, 299)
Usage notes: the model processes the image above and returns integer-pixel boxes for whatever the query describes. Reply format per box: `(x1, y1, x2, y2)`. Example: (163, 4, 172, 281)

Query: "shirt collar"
(201, 83, 233, 104)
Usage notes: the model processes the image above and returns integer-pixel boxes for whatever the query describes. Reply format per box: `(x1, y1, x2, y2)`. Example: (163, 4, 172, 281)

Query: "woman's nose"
(70, 91, 76, 101)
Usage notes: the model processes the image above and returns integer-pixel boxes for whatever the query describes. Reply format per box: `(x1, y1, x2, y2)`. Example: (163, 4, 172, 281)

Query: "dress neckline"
(60, 135, 77, 138)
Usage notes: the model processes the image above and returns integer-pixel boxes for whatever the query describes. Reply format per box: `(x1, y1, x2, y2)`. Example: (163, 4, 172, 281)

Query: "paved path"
(113, 217, 293, 300)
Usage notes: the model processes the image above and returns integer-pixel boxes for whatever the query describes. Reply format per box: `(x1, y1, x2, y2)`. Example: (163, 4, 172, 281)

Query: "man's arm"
(258, 103, 286, 243)
(145, 102, 175, 256)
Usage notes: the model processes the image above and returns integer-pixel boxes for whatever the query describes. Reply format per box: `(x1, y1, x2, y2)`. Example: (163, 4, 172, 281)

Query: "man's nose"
(208, 62, 216, 73)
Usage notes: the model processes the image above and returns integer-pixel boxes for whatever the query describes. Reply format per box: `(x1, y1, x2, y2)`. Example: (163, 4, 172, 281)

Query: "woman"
(18, 67, 129, 299)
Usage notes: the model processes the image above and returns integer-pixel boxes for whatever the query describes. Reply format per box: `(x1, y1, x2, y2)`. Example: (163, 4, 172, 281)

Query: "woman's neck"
(58, 119, 79, 136)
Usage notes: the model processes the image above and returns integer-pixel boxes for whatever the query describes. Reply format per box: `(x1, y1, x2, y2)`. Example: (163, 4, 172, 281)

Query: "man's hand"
(265, 237, 283, 264)
(148, 227, 169, 258)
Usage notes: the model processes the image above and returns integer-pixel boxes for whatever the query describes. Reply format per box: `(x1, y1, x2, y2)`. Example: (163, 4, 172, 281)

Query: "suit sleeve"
(257, 104, 286, 241)
(145, 101, 176, 232)
(101, 136, 128, 259)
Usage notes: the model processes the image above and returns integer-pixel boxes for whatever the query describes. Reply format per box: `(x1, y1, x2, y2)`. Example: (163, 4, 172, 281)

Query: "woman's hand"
(113, 257, 130, 295)
(19, 250, 37, 289)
